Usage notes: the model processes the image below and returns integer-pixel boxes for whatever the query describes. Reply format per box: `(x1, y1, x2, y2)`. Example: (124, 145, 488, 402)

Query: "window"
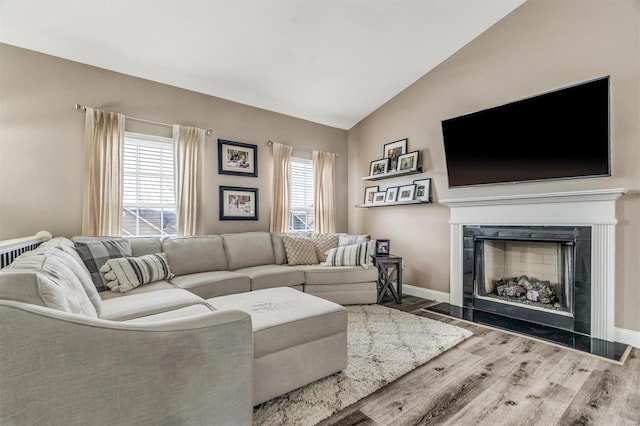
(289, 157, 314, 232)
(122, 133, 177, 237)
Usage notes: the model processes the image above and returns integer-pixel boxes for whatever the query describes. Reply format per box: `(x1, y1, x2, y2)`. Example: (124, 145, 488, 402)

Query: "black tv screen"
(441, 77, 610, 188)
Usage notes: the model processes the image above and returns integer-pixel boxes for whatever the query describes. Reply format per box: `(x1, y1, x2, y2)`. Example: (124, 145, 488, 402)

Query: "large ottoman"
(207, 287, 347, 405)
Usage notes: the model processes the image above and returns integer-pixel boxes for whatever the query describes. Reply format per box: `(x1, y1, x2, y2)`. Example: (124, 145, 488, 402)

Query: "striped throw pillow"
(323, 241, 372, 269)
(99, 253, 173, 293)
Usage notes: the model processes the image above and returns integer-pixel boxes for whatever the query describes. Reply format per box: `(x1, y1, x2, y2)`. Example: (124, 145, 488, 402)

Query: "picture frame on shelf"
(397, 184, 417, 202)
(383, 138, 407, 172)
(218, 139, 258, 177)
(375, 239, 390, 256)
(369, 158, 389, 176)
(372, 191, 387, 205)
(413, 178, 432, 202)
(363, 186, 379, 205)
(397, 151, 419, 172)
(385, 187, 398, 203)
(219, 186, 259, 220)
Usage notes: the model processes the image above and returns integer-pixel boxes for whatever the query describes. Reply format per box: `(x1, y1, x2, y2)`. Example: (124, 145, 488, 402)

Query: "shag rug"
(253, 304, 473, 425)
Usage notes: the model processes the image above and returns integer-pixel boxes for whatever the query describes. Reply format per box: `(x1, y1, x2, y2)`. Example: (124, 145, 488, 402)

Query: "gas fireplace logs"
(495, 275, 556, 305)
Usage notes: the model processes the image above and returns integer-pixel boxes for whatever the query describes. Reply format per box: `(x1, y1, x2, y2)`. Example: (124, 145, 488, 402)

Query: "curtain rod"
(75, 104, 212, 135)
(266, 140, 338, 157)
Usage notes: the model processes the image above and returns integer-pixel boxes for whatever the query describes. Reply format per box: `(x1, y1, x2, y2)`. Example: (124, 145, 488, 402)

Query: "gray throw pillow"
(75, 239, 132, 292)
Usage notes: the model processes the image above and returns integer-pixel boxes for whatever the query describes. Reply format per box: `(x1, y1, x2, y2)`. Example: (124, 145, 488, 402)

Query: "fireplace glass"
(475, 239, 574, 315)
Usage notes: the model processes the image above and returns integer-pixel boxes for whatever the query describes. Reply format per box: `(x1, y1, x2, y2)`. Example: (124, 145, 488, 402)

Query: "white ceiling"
(0, 0, 526, 129)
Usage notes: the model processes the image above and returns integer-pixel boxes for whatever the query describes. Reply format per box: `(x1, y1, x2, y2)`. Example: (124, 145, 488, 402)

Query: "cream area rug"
(253, 304, 473, 425)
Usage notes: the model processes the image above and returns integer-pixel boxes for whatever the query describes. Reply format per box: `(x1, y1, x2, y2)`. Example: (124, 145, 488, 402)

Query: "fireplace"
(441, 189, 626, 342)
(463, 225, 591, 335)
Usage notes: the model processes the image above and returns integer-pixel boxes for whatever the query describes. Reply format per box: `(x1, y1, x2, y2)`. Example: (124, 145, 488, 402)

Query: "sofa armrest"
(0, 301, 253, 426)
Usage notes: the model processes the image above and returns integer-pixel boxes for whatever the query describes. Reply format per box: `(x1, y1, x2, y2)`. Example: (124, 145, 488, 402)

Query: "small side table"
(373, 255, 402, 304)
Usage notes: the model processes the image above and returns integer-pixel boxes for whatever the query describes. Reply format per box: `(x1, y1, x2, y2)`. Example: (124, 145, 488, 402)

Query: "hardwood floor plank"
(319, 297, 640, 426)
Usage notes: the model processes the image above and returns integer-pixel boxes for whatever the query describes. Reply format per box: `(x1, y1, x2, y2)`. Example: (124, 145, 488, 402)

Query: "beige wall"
(348, 0, 640, 332)
(0, 43, 348, 239)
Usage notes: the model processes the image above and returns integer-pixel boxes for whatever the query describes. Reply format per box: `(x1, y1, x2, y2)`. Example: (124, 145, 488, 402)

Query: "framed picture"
(369, 158, 388, 176)
(218, 139, 258, 177)
(397, 151, 419, 172)
(364, 186, 379, 205)
(413, 178, 432, 202)
(372, 191, 386, 205)
(219, 186, 258, 220)
(397, 184, 417, 202)
(383, 138, 407, 172)
(375, 239, 390, 256)
(385, 186, 398, 203)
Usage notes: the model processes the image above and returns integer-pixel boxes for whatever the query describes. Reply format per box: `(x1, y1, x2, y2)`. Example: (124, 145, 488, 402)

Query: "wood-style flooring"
(319, 296, 640, 426)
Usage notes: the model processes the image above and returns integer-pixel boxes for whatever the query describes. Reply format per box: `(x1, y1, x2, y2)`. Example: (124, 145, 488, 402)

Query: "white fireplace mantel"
(441, 188, 627, 342)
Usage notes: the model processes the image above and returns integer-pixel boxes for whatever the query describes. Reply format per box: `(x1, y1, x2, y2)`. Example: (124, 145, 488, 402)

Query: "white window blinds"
(122, 133, 177, 237)
(289, 157, 314, 232)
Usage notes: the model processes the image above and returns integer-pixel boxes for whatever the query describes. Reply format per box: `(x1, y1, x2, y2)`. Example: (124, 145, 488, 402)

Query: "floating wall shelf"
(355, 199, 432, 208)
(361, 167, 423, 181)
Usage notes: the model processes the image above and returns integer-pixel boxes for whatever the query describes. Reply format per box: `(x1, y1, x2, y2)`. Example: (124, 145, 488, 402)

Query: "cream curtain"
(82, 107, 125, 236)
(173, 125, 204, 236)
(270, 142, 293, 232)
(312, 150, 336, 233)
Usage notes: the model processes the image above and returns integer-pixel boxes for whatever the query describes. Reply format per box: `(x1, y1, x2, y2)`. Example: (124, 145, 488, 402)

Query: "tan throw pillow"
(312, 234, 339, 263)
(282, 236, 319, 266)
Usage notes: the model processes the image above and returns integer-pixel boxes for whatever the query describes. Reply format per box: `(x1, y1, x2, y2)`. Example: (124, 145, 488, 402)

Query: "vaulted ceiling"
(0, 0, 526, 129)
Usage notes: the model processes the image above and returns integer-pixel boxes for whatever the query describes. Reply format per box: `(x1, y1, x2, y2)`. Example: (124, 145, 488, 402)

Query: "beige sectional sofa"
(0, 231, 377, 425)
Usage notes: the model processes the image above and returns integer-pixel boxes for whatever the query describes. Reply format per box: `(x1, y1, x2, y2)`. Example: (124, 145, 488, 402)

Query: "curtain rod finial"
(75, 104, 86, 111)
(267, 140, 274, 146)
(206, 129, 212, 135)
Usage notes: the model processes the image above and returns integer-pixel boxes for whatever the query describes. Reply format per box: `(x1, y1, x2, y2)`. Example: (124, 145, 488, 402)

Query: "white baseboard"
(615, 327, 640, 349)
(402, 284, 639, 349)
(402, 284, 450, 304)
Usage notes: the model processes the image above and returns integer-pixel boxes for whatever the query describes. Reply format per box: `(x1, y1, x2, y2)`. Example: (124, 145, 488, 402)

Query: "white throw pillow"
(323, 241, 372, 269)
(100, 253, 173, 293)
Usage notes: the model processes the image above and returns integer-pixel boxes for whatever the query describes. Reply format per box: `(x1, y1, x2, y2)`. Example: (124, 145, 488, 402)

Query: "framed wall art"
(372, 191, 386, 205)
(397, 184, 416, 202)
(383, 138, 407, 172)
(397, 151, 419, 172)
(219, 186, 259, 220)
(364, 186, 379, 205)
(369, 158, 388, 176)
(218, 139, 258, 177)
(413, 178, 432, 202)
(385, 186, 398, 203)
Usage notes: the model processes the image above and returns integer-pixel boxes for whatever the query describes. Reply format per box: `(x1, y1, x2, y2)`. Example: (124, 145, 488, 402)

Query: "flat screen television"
(441, 76, 610, 188)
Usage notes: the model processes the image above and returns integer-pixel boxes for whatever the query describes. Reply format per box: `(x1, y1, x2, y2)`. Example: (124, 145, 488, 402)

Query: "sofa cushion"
(270, 233, 288, 265)
(163, 236, 227, 276)
(99, 280, 176, 300)
(0, 255, 98, 317)
(21, 246, 103, 316)
(282, 236, 318, 266)
(295, 264, 378, 285)
(338, 233, 370, 246)
(128, 237, 164, 257)
(100, 289, 208, 321)
(206, 287, 346, 358)
(323, 241, 372, 268)
(233, 264, 305, 291)
(170, 271, 251, 299)
(123, 304, 216, 324)
(75, 239, 132, 292)
(223, 232, 275, 270)
(100, 253, 173, 293)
